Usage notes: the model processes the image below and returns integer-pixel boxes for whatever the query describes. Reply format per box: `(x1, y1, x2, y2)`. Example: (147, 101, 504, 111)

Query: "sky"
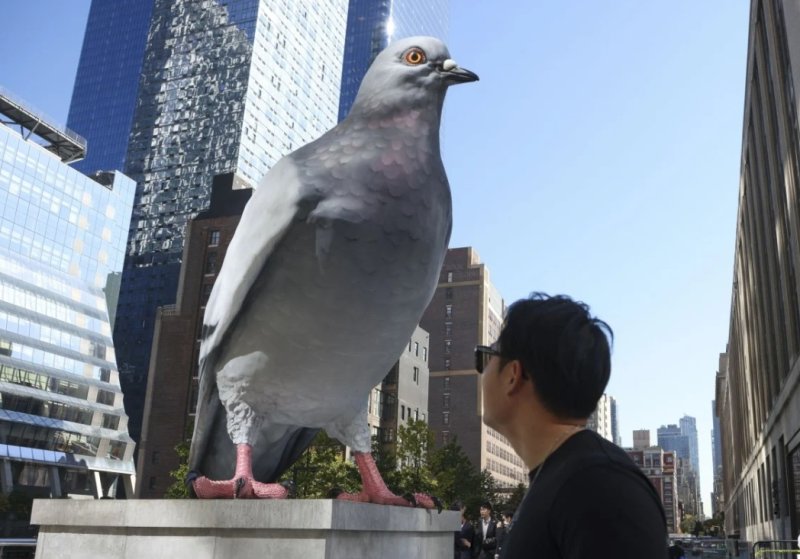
(0, 1, 752, 511)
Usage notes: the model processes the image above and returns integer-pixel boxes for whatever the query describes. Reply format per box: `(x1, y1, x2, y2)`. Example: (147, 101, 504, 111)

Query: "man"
(495, 510, 514, 558)
(474, 502, 497, 559)
(455, 503, 475, 559)
(476, 293, 668, 558)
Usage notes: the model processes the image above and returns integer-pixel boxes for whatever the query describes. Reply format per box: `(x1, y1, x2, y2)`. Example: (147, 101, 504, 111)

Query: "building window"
(445, 359, 451, 370)
(401, 405, 405, 420)
(442, 431, 450, 444)
(443, 394, 450, 408)
(149, 477, 157, 490)
(445, 287, 453, 299)
(447, 272, 453, 282)
(443, 411, 449, 425)
(444, 340, 451, 354)
(445, 322, 452, 336)
(414, 409, 419, 420)
(102, 414, 120, 430)
(445, 304, 452, 318)
(201, 282, 213, 304)
(413, 367, 419, 384)
(205, 252, 218, 274)
(152, 451, 160, 465)
(444, 377, 450, 390)
(422, 347, 428, 362)
(97, 390, 115, 406)
(414, 342, 419, 356)
(209, 230, 220, 246)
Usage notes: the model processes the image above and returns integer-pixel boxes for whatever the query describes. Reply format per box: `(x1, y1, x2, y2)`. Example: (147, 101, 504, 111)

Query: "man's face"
(480, 506, 490, 520)
(481, 346, 506, 432)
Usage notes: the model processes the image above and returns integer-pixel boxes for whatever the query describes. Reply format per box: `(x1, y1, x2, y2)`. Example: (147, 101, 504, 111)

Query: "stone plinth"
(31, 499, 459, 559)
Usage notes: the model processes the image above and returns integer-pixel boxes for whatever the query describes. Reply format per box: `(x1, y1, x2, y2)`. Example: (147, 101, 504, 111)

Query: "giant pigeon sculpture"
(187, 36, 478, 506)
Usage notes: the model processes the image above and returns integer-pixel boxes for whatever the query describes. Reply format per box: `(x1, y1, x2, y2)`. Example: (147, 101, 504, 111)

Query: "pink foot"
(192, 474, 289, 499)
(191, 444, 289, 499)
(335, 452, 440, 509)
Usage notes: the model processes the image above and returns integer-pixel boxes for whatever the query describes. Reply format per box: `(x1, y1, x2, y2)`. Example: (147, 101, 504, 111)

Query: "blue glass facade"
(338, 0, 449, 121)
(67, 0, 347, 441)
(67, 0, 155, 176)
(0, 117, 136, 502)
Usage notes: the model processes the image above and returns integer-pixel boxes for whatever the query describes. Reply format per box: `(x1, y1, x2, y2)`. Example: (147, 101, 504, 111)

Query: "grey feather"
(188, 36, 476, 483)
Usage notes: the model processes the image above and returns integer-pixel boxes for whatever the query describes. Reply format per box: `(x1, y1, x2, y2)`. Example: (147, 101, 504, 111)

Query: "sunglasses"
(474, 345, 501, 373)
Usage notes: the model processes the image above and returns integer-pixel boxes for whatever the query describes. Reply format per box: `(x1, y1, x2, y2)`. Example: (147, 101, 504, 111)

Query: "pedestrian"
(474, 501, 498, 559)
(454, 503, 475, 559)
(476, 293, 669, 558)
(495, 510, 514, 558)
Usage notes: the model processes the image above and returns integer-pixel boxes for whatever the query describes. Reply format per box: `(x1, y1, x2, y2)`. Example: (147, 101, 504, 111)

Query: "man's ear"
(505, 360, 527, 396)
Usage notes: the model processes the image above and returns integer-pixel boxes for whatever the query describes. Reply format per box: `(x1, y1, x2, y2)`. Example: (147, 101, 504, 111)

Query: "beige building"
(717, 0, 800, 542)
(420, 248, 527, 490)
(633, 429, 652, 450)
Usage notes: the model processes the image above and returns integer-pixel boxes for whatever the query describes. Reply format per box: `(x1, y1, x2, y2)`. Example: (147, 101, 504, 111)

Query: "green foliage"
(164, 439, 191, 499)
(392, 419, 437, 496)
(279, 431, 361, 498)
(679, 513, 696, 534)
(500, 483, 527, 514)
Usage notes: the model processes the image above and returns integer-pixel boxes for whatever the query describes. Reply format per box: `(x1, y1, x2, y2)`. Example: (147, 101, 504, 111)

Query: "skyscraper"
(66, 0, 155, 176)
(609, 395, 621, 446)
(68, 0, 349, 441)
(658, 420, 702, 517)
(0, 90, 136, 511)
(338, 0, 449, 121)
(680, 414, 700, 474)
(420, 247, 526, 489)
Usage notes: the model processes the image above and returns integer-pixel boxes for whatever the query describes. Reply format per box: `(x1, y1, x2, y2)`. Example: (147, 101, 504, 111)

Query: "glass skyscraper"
(0, 90, 136, 509)
(67, 0, 155, 176)
(338, 0, 449, 121)
(67, 0, 348, 441)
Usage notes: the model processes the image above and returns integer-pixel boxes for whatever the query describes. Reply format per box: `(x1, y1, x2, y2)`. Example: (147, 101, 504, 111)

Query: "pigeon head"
(350, 36, 478, 116)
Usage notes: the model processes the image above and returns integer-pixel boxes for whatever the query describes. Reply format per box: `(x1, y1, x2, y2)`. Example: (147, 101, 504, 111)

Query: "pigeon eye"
(404, 48, 426, 65)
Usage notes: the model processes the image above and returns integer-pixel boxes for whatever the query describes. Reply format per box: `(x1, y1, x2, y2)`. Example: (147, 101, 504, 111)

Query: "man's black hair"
(497, 292, 613, 419)
(480, 501, 493, 511)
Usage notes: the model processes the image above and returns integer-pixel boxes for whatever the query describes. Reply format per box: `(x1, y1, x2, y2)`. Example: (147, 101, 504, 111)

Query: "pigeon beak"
(440, 59, 479, 84)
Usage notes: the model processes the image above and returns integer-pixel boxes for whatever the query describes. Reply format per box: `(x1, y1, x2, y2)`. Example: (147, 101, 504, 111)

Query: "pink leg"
(192, 444, 289, 499)
(336, 452, 437, 509)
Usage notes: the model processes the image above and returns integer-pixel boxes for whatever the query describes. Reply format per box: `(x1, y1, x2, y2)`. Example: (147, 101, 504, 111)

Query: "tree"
(164, 439, 191, 498)
(430, 437, 475, 508)
(393, 419, 437, 496)
(279, 431, 361, 498)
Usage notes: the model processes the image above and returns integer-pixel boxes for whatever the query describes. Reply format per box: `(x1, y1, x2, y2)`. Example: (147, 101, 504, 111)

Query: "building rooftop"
(0, 86, 86, 163)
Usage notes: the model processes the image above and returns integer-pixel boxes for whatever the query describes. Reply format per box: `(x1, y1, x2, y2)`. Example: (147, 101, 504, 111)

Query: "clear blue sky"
(0, 1, 751, 512)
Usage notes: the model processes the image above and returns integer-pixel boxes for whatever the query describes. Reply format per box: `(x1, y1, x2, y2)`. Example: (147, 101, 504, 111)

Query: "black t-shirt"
(502, 430, 668, 559)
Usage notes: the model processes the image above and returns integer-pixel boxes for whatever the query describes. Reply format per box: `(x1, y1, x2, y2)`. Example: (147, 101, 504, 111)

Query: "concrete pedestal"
(31, 499, 459, 559)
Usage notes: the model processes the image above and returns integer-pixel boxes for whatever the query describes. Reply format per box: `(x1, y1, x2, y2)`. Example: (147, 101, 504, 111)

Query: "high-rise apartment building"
(420, 247, 526, 489)
(367, 327, 430, 458)
(338, 0, 448, 121)
(0, 90, 136, 512)
(67, 0, 348, 442)
(633, 429, 651, 450)
(586, 394, 614, 443)
(717, 0, 800, 543)
(610, 396, 621, 446)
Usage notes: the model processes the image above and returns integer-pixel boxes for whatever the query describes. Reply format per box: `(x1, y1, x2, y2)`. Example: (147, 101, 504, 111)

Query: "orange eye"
(404, 48, 426, 65)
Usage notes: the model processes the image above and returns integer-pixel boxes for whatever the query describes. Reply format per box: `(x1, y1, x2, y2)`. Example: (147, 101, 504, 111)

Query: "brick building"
(420, 247, 526, 489)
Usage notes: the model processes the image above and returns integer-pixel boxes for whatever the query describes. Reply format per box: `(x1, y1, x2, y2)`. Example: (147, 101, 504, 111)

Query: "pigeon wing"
(188, 155, 310, 473)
